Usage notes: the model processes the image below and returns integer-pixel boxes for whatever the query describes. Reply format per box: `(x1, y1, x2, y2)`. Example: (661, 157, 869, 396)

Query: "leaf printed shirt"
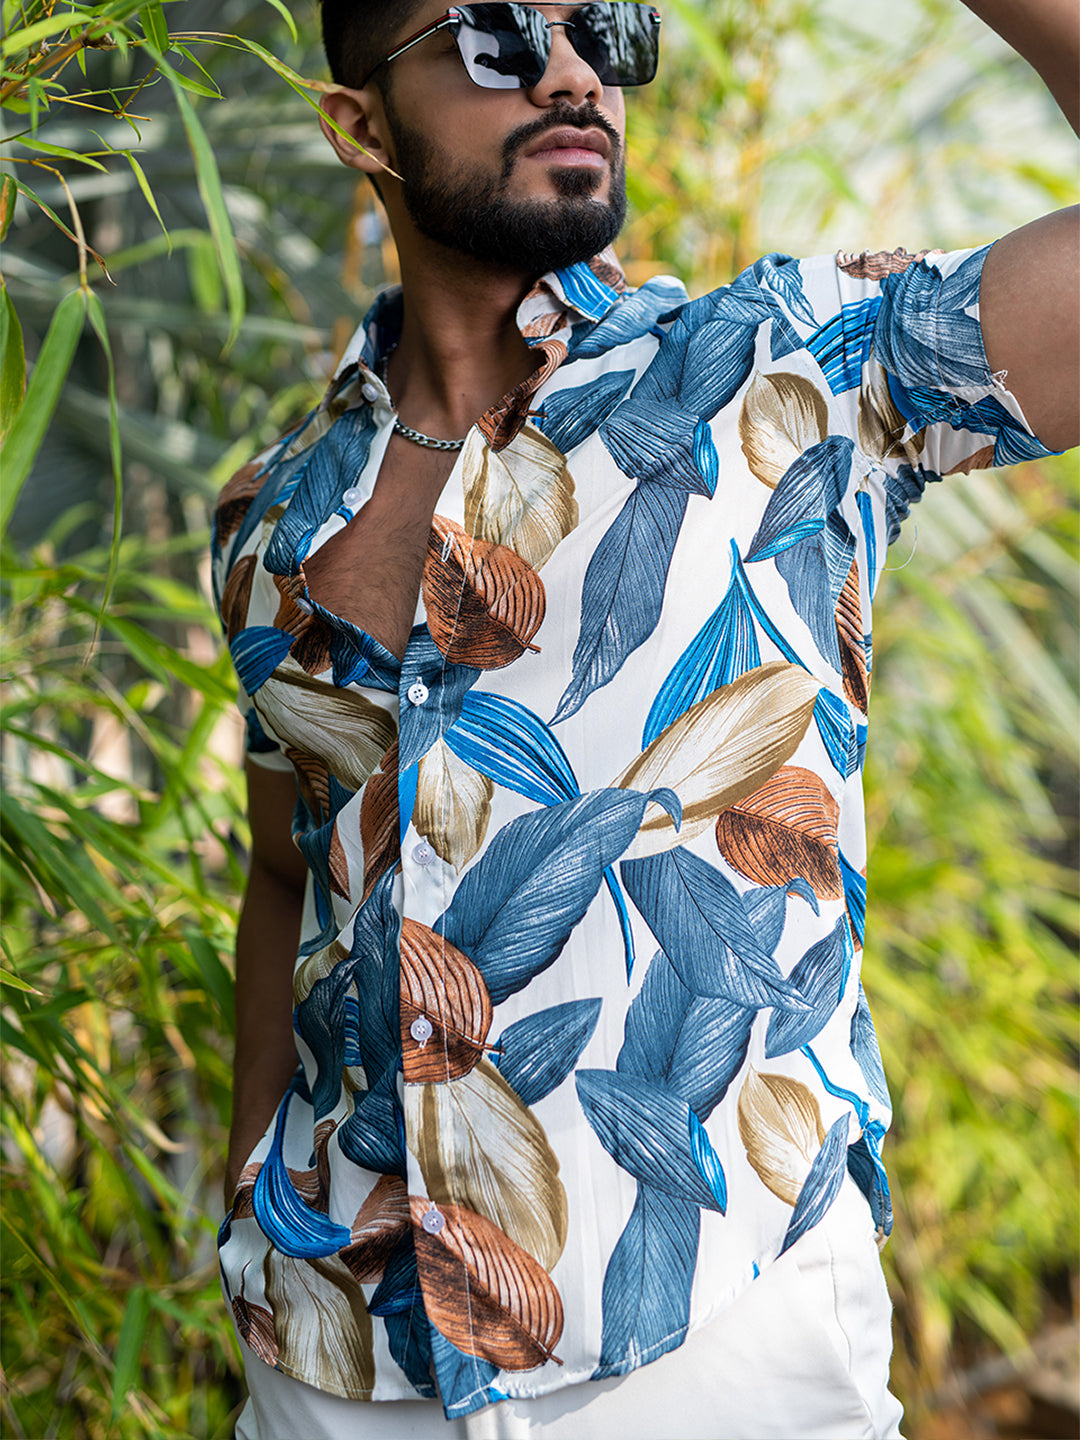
(212, 244, 1054, 1418)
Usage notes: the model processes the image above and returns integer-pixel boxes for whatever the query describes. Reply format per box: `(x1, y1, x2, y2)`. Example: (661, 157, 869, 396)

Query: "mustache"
(501, 104, 622, 169)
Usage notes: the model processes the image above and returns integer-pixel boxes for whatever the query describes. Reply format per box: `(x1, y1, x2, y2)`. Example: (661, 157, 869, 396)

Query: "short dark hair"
(320, 1, 425, 90)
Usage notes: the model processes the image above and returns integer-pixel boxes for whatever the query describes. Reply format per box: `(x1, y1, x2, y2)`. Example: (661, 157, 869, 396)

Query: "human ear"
(319, 88, 401, 180)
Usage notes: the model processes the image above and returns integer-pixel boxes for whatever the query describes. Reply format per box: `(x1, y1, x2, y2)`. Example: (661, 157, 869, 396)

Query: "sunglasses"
(361, 3, 662, 92)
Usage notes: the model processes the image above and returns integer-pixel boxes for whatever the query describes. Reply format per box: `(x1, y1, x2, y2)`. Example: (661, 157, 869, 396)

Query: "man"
(211, 3, 1078, 1436)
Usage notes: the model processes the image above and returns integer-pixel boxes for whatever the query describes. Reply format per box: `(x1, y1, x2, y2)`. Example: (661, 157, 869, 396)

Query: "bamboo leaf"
(0, 287, 86, 538)
(0, 280, 27, 441)
(110, 1285, 151, 1419)
(0, 173, 16, 241)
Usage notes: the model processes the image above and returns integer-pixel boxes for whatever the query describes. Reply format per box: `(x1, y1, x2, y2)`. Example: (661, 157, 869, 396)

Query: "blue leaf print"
(765, 917, 853, 1058)
(617, 949, 753, 1121)
(264, 406, 378, 574)
(384, 1309, 437, 1398)
(428, 1328, 501, 1419)
(688, 1109, 728, 1210)
(229, 626, 294, 696)
(856, 489, 879, 599)
(592, 1182, 699, 1380)
(554, 259, 620, 320)
(620, 849, 807, 1010)
(840, 851, 866, 946)
(693, 418, 719, 493)
(448, 692, 579, 805)
(746, 435, 854, 562)
(874, 247, 989, 392)
(884, 461, 943, 544)
(368, 1239, 423, 1317)
(814, 689, 857, 779)
(553, 480, 688, 723)
(806, 298, 881, 395)
(535, 369, 635, 453)
(851, 983, 891, 1109)
(336, 1067, 406, 1177)
(779, 1113, 849, 1254)
(743, 879, 819, 956)
(398, 627, 480, 770)
(643, 544, 761, 745)
(757, 253, 819, 329)
(439, 787, 679, 1006)
(774, 511, 855, 670)
(324, 620, 400, 693)
(342, 993, 362, 1066)
(903, 386, 1053, 466)
(847, 1124, 893, 1238)
(576, 1069, 726, 1212)
(601, 398, 718, 494)
(252, 1085, 354, 1258)
(446, 693, 637, 979)
(495, 997, 603, 1106)
(225, 425, 312, 568)
(567, 274, 688, 361)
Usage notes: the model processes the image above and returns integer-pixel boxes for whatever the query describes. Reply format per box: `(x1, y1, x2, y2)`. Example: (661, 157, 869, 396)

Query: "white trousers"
(234, 1180, 904, 1440)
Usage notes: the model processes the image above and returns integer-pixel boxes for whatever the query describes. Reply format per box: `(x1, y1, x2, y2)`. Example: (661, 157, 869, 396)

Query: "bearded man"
(211, 3, 1078, 1437)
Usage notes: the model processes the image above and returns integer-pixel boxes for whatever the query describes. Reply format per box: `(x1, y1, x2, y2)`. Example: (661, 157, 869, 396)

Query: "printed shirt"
(212, 244, 1053, 1419)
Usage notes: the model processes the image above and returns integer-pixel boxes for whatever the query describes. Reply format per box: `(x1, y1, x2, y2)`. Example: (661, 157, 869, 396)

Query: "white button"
(407, 681, 429, 706)
(361, 382, 380, 402)
(294, 597, 314, 616)
(412, 842, 434, 867)
(421, 1204, 445, 1235)
(410, 1016, 434, 1046)
(342, 486, 364, 506)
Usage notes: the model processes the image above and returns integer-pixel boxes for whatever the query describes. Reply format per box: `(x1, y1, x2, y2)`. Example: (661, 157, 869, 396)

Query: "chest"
(301, 437, 458, 661)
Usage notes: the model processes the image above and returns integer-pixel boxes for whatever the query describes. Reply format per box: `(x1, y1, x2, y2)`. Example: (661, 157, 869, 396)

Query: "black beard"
(384, 100, 627, 274)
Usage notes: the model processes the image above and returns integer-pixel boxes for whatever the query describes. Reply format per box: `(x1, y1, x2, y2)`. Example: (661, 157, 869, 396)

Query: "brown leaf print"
(272, 572, 333, 677)
(424, 515, 546, 669)
(521, 312, 564, 341)
(835, 559, 869, 713)
(232, 1161, 262, 1219)
(285, 745, 332, 822)
(220, 554, 257, 643)
(835, 247, 930, 280)
(285, 1119, 337, 1214)
(400, 919, 493, 1083)
(216, 459, 271, 544)
(339, 1174, 411, 1284)
(478, 342, 566, 450)
(715, 765, 841, 900)
(411, 1196, 564, 1372)
(360, 740, 400, 900)
(328, 821, 350, 898)
(233, 1264, 278, 1364)
(945, 445, 995, 475)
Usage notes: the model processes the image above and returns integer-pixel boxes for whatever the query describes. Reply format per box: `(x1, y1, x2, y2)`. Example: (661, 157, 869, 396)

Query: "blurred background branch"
(1, 2, 1076, 1436)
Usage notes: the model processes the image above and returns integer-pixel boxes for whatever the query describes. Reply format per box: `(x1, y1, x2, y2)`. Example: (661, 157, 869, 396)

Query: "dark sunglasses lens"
(571, 4, 660, 87)
(456, 5, 550, 89)
(456, 4, 659, 89)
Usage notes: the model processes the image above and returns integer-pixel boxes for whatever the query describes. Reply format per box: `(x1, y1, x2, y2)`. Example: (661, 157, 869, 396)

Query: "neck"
(384, 240, 540, 440)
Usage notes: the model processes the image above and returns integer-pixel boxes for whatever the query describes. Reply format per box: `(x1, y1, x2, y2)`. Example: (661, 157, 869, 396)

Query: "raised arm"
(224, 759, 306, 1205)
(961, 0, 1079, 452)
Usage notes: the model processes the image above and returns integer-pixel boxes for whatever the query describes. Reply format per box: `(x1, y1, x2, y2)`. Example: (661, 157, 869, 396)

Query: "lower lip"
(527, 147, 606, 166)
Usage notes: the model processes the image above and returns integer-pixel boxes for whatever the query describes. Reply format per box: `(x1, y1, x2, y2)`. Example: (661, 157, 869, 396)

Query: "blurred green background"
(1, 2, 1077, 1436)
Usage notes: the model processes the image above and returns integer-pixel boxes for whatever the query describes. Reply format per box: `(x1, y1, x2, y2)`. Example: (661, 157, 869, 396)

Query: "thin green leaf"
(84, 289, 123, 653)
(0, 172, 16, 240)
(0, 11, 100, 54)
(110, 1285, 151, 1420)
(261, 0, 298, 42)
(122, 149, 168, 243)
(0, 286, 85, 538)
(139, 0, 168, 53)
(0, 280, 27, 440)
(0, 967, 41, 995)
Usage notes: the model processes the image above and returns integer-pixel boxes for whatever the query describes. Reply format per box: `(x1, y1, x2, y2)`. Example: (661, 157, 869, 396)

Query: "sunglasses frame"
(358, 3, 662, 93)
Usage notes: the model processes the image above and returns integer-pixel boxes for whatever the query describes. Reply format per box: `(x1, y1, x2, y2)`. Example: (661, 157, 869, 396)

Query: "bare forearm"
(225, 854, 305, 1201)
(961, 0, 1079, 133)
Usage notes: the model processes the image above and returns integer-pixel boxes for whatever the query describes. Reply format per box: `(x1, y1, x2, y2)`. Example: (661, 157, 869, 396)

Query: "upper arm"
(245, 756, 307, 894)
(978, 207, 1080, 454)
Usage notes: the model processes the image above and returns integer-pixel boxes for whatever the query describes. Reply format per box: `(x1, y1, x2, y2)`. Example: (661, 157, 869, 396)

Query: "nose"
(526, 21, 603, 106)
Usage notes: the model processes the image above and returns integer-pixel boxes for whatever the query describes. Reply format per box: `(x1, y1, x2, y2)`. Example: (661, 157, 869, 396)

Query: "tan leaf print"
(739, 371, 829, 489)
(412, 1196, 564, 1372)
(415, 738, 494, 871)
(462, 424, 578, 571)
(615, 661, 821, 858)
(835, 559, 868, 713)
(715, 765, 841, 899)
(406, 1058, 568, 1271)
(737, 1067, 825, 1205)
(857, 357, 921, 462)
(399, 919, 493, 1083)
(263, 1249, 375, 1397)
(257, 658, 398, 792)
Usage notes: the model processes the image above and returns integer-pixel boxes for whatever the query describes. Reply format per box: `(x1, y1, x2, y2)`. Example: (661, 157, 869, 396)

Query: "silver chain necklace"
(376, 351, 467, 452)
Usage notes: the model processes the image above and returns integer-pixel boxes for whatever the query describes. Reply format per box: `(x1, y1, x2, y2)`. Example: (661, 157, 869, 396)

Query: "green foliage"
(1, 1, 1076, 1435)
